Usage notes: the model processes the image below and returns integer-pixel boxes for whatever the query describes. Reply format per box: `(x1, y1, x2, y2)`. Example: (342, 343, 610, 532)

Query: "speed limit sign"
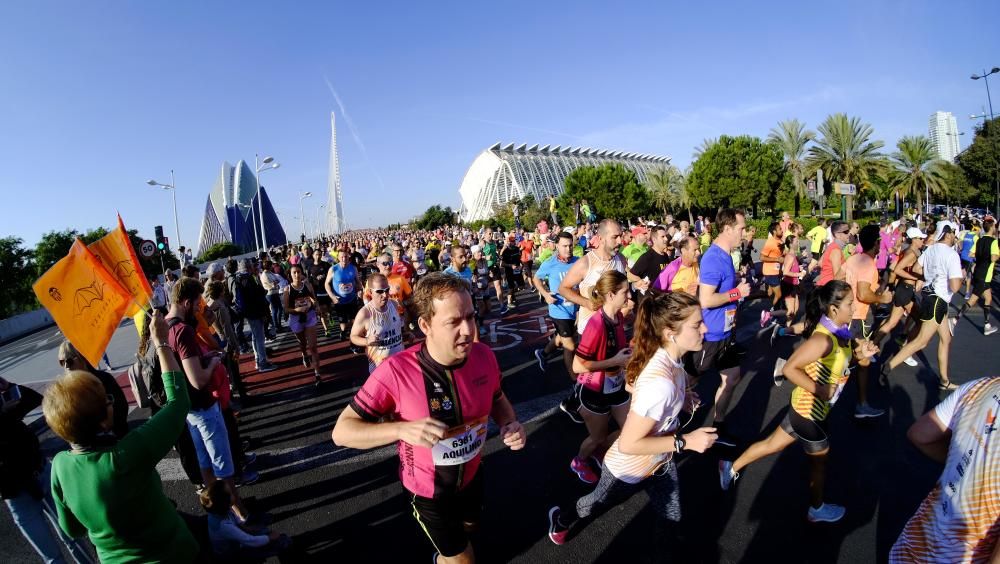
(139, 239, 156, 258)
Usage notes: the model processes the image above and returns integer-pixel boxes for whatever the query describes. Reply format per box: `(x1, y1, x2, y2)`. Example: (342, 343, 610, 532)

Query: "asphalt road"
(3, 278, 999, 563)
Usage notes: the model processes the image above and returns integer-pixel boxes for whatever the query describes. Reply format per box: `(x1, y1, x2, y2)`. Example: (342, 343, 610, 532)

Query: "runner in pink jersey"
(333, 273, 526, 564)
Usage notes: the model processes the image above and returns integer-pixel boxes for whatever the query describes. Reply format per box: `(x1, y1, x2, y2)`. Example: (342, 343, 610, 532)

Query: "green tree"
(645, 165, 692, 222)
(767, 118, 815, 217)
(685, 135, 786, 214)
(939, 161, 978, 206)
(34, 229, 79, 276)
(415, 205, 455, 230)
(806, 113, 886, 220)
(692, 137, 718, 161)
(558, 164, 652, 223)
(889, 135, 948, 212)
(0, 237, 36, 318)
(956, 117, 1000, 210)
(197, 242, 245, 263)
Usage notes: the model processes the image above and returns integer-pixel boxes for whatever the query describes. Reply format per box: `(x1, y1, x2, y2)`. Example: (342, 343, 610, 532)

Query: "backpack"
(127, 343, 166, 409)
(232, 272, 266, 319)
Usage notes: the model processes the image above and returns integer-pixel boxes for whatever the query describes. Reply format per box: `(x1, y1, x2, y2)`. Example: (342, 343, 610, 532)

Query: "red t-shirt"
(518, 240, 535, 264)
(391, 260, 415, 280)
(166, 317, 218, 410)
(349, 343, 503, 498)
(575, 311, 627, 392)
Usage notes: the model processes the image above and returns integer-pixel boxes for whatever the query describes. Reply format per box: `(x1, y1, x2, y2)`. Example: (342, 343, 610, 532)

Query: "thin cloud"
(323, 75, 386, 190)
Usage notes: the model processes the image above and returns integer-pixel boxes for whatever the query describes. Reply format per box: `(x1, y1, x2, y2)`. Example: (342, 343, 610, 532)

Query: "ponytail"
(625, 292, 700, 386)
(803, 280, 852, 337)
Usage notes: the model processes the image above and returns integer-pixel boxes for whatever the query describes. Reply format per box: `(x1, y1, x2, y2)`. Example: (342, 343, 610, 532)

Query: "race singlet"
(338, 282, 354, 295)
(432, 416, 488, 466)
(603, 370, 625, 394)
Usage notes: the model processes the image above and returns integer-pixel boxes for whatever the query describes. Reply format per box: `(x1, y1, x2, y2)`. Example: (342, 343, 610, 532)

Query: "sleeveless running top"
(349, 343, 503, 498)
(576, 251, 627, 334)
(287, 282, 314, 312)
(895, 248, 921, 286)
(782, 254, 801, 286)
(364, 302, 404, 373)
(790, 324, 851, 421)
(817, 240, 842, 286)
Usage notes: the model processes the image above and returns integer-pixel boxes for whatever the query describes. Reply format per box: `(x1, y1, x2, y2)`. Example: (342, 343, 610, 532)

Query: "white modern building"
(195, 161, 286, 256)
(928, 111, 961, 162)
(324, 112, 346, 234)
(458, 142, 671, 222)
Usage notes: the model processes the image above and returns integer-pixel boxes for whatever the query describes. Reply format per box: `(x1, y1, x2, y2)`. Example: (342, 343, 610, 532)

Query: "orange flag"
(33, 239, 131, 368)
(88, 214, 153, 316)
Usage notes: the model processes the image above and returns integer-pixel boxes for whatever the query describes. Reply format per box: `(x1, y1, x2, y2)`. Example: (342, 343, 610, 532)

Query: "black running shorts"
(780, 409, 829, 454)
(551, 317, 576, 339)
(411, 470, 483, 558)
(683, 337, 740, 378)
(893, 282, 916, 308)
(333, 299, 360, 322)
(578, 384, 630, 416)
(919, 293, 948, 325)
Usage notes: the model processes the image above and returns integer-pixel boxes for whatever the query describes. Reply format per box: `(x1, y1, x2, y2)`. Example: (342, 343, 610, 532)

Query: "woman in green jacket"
(43, 311, 200, 563)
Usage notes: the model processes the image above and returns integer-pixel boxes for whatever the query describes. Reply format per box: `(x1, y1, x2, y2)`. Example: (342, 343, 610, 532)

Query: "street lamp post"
(972, 68, 1000, 217)
(299, 191, 312, 241)
(255, 154, 280, 252)
(146, 170, 180, 251)
(315, 204, 325, 239)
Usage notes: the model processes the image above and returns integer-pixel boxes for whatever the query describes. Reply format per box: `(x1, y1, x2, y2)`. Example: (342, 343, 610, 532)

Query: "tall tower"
(928, 111, 961, 162)
(326, 111, 345, 234)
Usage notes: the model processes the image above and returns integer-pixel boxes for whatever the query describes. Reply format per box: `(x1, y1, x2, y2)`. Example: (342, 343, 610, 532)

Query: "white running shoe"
(773, 357, 787, 387)
(903, 356, 918, 367)
(807, 503, 846, 523)
(985, 323, 998, 336)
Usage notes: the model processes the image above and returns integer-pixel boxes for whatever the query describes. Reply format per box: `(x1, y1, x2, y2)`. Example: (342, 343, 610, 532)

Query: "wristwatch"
(674, 434, 686, 453)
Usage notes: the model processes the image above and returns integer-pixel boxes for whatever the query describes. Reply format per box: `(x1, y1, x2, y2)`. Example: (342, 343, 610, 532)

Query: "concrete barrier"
(0, 308, 55, 344)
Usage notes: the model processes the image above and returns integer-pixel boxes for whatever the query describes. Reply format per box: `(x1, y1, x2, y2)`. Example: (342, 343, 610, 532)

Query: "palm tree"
(806, 113, 886, 219)
(767, 119, 815, 217)
(692, 137, 718, 161)
(890, 135, 948, 213)
(645, 165, 692, 222)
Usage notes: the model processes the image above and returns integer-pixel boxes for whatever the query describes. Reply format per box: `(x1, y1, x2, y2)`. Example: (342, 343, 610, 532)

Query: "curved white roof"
(458, 141, 671, 222)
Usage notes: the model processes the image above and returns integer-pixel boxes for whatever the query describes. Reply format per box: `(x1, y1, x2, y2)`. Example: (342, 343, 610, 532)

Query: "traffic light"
(154, 225, 166, 250)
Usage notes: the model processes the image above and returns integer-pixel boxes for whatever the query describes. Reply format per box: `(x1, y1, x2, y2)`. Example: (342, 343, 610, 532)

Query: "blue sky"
(1, 1, 997, 248)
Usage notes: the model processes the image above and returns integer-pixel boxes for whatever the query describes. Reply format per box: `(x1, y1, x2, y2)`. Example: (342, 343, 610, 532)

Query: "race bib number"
(724, 308, 736, 332)
(338, 282, 354, 294)
(294, 297, 311, 310)
(417, 266, 428, 276)
(603, 370, 624, 394)
(432, 417, 488, 466)
(829, 369, 849, 405)
(512, 266, 522, 275)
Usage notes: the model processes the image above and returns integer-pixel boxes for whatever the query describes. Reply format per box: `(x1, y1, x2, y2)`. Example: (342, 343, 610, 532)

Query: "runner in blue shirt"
(533, 231, 581, 388)
(685, 209, 751, 440)
(324, 252, 360, 340)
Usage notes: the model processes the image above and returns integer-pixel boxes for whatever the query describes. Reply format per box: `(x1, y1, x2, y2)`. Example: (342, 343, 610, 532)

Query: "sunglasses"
(371, 288, 390, 295)
(379, 262, 391, 267)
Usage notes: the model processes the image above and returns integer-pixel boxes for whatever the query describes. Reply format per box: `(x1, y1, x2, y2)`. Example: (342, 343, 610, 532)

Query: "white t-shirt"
(890, 377, 1000, 563)
(918, 243, 962, 302)
(603, 348, 687, 484)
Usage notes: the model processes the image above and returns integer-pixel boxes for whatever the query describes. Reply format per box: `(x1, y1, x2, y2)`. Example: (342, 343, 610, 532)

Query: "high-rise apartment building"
(928, 111, 961, 162)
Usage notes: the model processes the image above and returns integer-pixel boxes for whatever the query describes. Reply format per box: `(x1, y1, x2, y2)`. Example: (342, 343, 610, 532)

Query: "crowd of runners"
(3, 206, 999, 563)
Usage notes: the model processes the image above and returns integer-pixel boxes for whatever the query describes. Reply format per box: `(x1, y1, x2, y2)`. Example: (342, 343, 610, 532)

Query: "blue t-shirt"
(331, 264, 359, 303)
(960, 232, 978, 262)
(534, 255, 579, 320)
(444, 266, 473, 283)
(578, 235, 588, 250)
(700, 244, 737, 342)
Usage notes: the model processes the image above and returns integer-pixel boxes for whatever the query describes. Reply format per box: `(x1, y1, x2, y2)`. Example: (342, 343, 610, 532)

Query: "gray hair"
(238, 259, 251, 273)
(206, 262, 225, 277)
